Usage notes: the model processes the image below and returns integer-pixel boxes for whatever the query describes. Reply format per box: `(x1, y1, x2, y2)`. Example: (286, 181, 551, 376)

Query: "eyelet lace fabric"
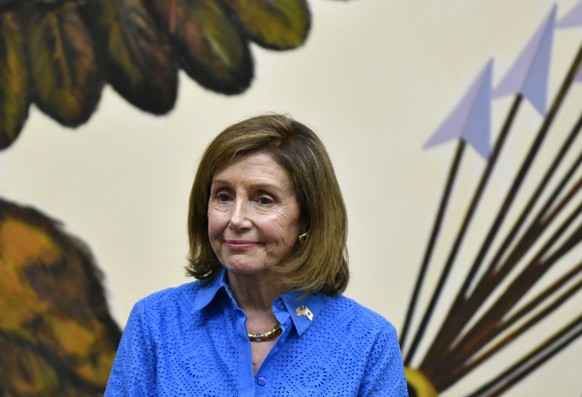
(105, 280, 408, 397)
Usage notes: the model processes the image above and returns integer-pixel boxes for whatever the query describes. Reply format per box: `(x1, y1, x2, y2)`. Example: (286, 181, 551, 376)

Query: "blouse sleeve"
(359, 322, 409, 397)
(104, 301, 157, 397)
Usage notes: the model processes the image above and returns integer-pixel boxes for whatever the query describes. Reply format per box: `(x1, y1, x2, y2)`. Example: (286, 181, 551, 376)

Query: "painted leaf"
(26, 2, 103, 127)
(0, 197, 121, 396)
(0, 10, 30, 149)
(81, 0, 178, 114)
(147, 0, 252, 94)
(224, 0, 311, 50)
(33, 0, 69, 4)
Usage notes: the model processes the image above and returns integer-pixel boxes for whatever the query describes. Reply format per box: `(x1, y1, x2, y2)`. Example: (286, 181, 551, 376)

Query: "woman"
(105, 114, 408, 396)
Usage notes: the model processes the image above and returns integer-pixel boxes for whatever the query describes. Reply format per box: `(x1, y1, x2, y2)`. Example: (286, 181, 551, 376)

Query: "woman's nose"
(229, 200, 252, 230)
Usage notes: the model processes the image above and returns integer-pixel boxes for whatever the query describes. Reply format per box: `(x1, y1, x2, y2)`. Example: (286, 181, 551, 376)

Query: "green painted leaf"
(0, 11, 30, 149)
(224, 0, 310, 50)
(0, 0, 16, 9)
(26, 2, 103, 127)
(147, 0, 252, 94)
(81, 0, 177, 114)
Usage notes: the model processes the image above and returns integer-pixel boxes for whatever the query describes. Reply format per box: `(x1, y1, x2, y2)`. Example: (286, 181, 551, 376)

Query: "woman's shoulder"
(321, 294, 398, 335)
(132, 280, 203, 316)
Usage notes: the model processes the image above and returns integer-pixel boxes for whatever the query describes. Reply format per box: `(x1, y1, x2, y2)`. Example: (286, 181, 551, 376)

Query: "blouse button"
(276, 300, 285, 310)
(256, 377, 267, 386)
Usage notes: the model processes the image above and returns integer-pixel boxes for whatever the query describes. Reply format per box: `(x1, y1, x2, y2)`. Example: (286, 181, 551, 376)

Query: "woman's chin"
(225, 263, 273, 278)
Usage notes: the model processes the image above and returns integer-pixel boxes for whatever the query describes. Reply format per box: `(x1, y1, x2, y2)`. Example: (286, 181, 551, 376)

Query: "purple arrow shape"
(556, 2, 582, 82)
(493, 5, 557, 116)
(556, 0, 582, 27)
(423, 59, 493, 160)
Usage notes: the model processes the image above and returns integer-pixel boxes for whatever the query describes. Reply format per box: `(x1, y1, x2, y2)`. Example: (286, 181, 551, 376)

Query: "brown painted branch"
(431, 205, 582, 389)
(481, 173, 582, 292)
(401, 140, 465, 357)
(439, 263, 581, 388)
(497, 263, 581, 332)
(459, 173, 582, 327)
(539, 176, 582, 226)
(484, 109, 582, 274)
(462, 41, 582, 305)
(420, 43, 582, 376)
(413, 95, 523, 367)
(464, 314, 582, 397)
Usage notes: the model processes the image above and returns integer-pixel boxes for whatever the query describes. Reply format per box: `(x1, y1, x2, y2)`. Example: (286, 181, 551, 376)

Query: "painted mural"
(0, 0, 313, 149)
(0, 198, 121, 396)
(0, 1, 581, 396)
(403, 5, 582, 395)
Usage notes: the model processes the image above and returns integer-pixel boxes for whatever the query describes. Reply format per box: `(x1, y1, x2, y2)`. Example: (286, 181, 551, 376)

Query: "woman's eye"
(257, 196, 274, 205)
(215, 192, 232, 202)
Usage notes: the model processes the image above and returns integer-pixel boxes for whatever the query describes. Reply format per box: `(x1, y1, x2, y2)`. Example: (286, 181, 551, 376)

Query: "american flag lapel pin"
(295, 305, 313, 321)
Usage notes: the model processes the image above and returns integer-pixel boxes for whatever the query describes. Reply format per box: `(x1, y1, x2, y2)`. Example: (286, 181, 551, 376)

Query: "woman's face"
(207, 151, 302, 277)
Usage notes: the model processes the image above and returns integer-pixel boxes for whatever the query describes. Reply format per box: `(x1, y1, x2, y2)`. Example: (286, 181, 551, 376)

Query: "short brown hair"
(186, 114, 349, 295)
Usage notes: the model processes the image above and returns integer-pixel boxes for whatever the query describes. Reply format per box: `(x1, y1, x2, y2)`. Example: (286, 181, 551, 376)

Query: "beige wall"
(1, 0, 581, 395)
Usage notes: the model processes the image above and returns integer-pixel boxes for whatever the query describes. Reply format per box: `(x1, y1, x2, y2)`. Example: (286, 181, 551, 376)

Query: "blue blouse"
(105, 269, 408, 396)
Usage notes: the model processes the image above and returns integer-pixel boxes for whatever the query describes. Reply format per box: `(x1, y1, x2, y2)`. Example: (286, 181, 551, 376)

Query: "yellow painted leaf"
(26, 2, 103, 126)
(148, 0, 252, 94)
(225, 0, 311, 49)
(0, 11, 30, 149)
(0, 198, 121, 394)
(0, 342, 60, 396)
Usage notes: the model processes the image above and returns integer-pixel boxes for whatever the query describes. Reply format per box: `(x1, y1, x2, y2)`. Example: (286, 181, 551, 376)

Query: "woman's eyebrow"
(211, 178, 285, 191)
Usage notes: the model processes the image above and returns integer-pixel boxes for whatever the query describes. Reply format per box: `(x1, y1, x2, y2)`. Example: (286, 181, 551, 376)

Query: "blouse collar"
(192, 267, 326, 336)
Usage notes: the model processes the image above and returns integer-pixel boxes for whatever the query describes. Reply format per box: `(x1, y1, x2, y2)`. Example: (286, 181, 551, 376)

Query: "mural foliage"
(0, 0, 313, 149)
(0, 199, 121, 396)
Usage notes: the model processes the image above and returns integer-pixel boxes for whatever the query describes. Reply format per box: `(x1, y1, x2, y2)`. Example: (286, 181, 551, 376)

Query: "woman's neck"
(227, 270, 286, 328)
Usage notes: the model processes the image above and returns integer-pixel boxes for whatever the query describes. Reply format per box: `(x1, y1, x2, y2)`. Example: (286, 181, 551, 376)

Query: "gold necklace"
(248, 324, 282, 342)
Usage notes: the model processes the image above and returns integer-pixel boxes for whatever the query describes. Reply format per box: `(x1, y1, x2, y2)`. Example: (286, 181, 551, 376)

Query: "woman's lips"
(225, 240, 259, 250)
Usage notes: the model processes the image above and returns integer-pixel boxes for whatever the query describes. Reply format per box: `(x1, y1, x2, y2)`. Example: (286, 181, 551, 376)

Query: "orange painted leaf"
(0, 197, 121, 395)
(0, 11, 30, 149)
(26, 2, 103, 127)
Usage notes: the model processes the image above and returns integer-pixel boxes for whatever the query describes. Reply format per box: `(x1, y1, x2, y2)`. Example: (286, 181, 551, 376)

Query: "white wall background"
(1, 0, 581, 395)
